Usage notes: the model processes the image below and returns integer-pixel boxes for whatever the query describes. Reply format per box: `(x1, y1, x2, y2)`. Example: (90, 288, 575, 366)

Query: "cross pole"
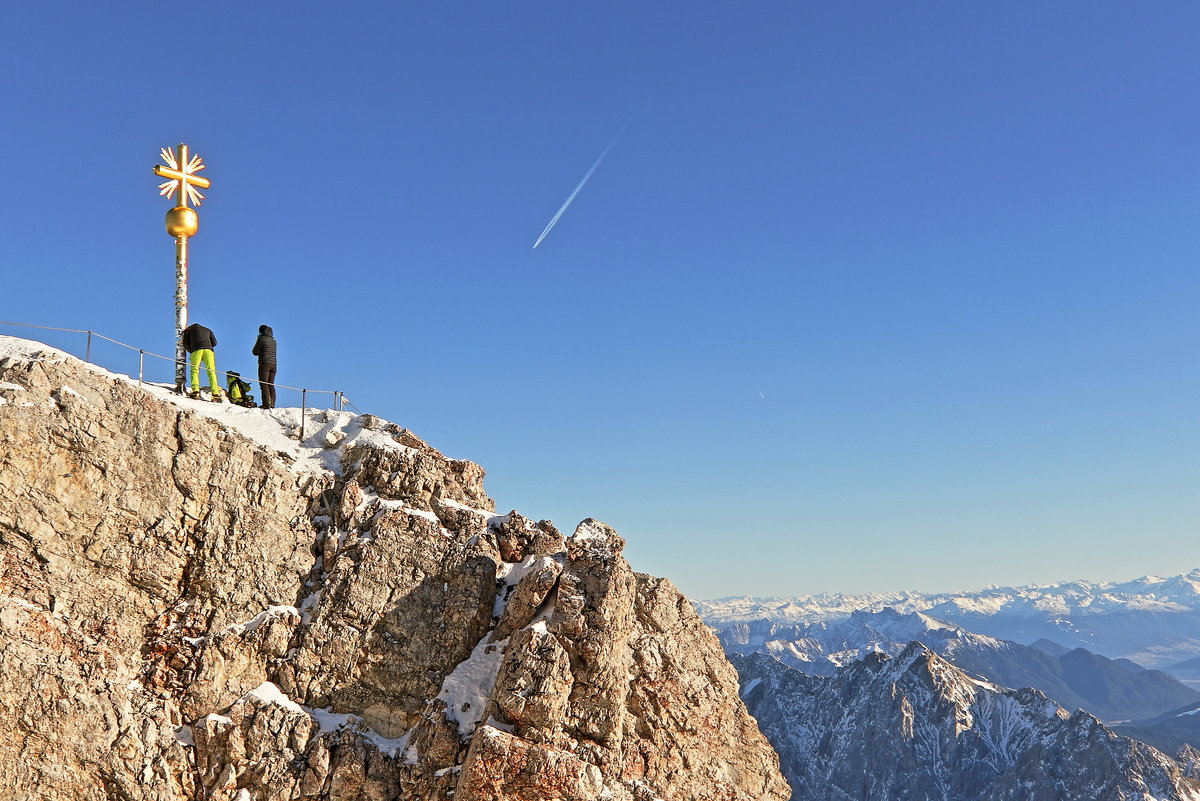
(152, 144, 211, 392)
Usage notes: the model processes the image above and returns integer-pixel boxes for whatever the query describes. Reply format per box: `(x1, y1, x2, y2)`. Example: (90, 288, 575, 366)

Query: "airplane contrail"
(532, 121, 630, 249)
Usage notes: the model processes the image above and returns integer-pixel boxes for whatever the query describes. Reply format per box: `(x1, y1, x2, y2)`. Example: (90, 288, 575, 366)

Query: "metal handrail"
(0, 321, 365, 434)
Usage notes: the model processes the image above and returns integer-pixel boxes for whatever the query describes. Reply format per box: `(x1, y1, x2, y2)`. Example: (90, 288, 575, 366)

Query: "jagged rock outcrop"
(0, 337, 789, 801)
(733, 646, 1200, 801)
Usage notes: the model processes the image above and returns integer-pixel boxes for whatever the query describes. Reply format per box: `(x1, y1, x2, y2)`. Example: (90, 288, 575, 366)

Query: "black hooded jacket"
(182, 323, 216, 352)
(253, 325, 277, 366)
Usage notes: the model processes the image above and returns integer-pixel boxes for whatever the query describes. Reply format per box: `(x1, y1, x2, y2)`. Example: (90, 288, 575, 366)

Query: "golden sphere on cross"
(165, 205, 199, 238)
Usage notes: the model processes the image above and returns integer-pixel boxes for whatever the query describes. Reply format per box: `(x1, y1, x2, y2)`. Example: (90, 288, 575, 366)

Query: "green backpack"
(225, 372, 257, 407)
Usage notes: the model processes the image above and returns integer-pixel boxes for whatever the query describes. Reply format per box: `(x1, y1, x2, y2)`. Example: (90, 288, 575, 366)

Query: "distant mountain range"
(734, 646, 1200, 801)
(715, 607, 1200, 723)
(699, 569, 1200, 669)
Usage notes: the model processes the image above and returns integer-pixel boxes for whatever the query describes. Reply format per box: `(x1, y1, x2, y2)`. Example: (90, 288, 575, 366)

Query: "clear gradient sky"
(2, 3, 1197, 600)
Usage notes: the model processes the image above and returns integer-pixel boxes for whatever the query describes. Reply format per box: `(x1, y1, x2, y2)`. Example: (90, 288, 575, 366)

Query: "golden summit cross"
(154, 144, 210, 207)
(152, 143, 212, 392)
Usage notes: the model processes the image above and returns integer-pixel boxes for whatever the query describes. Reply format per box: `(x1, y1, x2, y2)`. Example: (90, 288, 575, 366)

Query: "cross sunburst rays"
(155, 146, 209, 207)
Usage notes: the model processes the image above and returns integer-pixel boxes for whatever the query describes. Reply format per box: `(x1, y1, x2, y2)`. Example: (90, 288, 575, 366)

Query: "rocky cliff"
(0, 336, 789, 801)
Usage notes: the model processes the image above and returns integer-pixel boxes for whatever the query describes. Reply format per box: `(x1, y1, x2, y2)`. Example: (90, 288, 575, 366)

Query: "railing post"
(300, 389, 307, 441)
(2, 326, 366, 432)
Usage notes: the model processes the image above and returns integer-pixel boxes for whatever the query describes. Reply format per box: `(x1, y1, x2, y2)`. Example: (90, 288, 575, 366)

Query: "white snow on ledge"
(438, 636, 509, 738)
(227, 681, 420, 761)
(403, 507, 441, 524)
(225, 605, 301, 635)
(56, 385, 86, 401)
(245, 681, 305, 715)
(0, 337, 68, 364)
(0, 334, 426, 478)
(304, 705, 418, 761)
(440, 498, 495, 517)
(572, 521, 607, 542)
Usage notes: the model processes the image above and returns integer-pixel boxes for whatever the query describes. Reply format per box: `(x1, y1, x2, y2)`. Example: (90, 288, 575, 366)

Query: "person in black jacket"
(252, 324, 277, 409)
(182, 322, 223, 401)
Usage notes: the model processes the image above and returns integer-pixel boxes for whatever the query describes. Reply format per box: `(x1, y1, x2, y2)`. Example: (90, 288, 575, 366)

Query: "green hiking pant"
(188, 349, 221, 396)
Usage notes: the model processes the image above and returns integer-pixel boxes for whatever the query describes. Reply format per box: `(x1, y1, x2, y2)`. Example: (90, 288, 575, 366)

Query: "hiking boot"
(188, 391, 201, 400)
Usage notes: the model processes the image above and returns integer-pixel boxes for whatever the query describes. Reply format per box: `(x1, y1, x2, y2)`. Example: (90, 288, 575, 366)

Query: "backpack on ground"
(225, 372, 257, 408)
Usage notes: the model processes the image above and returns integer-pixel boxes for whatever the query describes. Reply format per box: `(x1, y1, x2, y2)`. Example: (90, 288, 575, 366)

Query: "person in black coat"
(252, 324, 277, 409)
(182, 322, 223, 401)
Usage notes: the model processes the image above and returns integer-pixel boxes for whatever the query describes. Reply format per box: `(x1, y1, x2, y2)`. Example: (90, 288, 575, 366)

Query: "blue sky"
(2, 3, 1197, 599)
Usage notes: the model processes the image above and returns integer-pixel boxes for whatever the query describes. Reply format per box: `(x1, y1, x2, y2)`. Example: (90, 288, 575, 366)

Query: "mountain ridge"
(734, 645, 1200, 801)
(714, 607, 1200, 723)
(700, 568, 1200, 621)
(699, 569, 1200, 669)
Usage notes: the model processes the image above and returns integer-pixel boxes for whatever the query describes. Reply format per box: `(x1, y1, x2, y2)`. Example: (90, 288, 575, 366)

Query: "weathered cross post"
(152, 144, 211, 392)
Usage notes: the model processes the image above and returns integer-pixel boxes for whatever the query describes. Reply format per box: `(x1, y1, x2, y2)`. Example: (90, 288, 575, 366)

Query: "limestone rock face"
(0, 339, 789, 801)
